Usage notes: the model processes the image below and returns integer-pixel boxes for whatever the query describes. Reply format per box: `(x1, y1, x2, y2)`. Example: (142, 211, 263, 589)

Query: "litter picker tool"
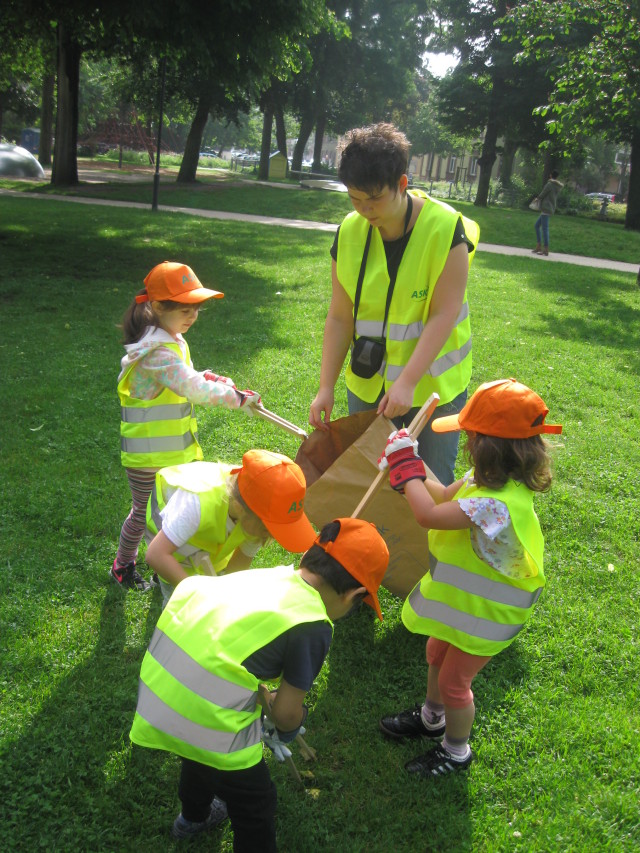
(254, 406, 309, 440)
(351, 392, 440, 519)
(258, 684, 316, 789)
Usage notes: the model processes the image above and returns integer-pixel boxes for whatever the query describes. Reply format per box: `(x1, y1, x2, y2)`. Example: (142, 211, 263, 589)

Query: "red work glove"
(237, 389, 263, 414)
(203, 370, 236, 388)
(377, 428, 426, 492)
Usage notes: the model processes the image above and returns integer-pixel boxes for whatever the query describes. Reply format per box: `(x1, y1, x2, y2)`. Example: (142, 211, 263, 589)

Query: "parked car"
(0, 143, 45, 179)
(585, 192, 616, 202)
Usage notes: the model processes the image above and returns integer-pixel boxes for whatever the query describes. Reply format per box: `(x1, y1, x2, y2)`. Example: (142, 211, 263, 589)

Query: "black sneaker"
(405, 744, 475, 778)
(172, 797, 228, 839)
(110, 560, 151, 592)
(379, 705, 445, 740)
(149, 572, 160, 588)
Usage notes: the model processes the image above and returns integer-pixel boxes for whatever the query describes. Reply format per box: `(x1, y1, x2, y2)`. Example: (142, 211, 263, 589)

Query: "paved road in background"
(2, 185, 638, 276)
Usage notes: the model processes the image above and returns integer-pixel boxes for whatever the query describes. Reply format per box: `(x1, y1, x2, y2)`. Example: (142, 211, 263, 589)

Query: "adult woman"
(309, 123, 480, 485)
(532, 169, 563, 255)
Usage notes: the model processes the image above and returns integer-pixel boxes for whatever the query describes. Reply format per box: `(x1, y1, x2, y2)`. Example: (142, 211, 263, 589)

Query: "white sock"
(421, 699, 445, 730)
(442, 735, 471, 762)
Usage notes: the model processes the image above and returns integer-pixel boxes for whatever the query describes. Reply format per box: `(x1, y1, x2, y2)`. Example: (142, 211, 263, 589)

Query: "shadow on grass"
(475, 254, 640, 377)
(0, 585, 196, 852)
(303, 602, 529, 853)
(0, 198, 331, 372)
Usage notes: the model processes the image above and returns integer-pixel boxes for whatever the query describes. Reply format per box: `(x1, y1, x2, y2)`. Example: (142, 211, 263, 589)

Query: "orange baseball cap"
(431, 378, 562, 439)
(136, 261, 223, 304)
(233, 450, 316, 553)
(314, 518, 389, 620)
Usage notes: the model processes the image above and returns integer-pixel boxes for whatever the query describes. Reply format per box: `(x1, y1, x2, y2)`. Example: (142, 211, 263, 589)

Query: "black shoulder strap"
(352, 225, 373, 344)
(352, 194, 413, 344)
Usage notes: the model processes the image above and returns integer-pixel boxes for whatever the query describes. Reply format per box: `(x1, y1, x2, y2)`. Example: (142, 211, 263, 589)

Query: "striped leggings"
(115, 468, 158, 570)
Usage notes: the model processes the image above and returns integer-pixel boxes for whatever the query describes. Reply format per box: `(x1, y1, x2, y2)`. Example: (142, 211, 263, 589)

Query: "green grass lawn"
(1, 195, 639, 851)
(3, 162, 640, 264)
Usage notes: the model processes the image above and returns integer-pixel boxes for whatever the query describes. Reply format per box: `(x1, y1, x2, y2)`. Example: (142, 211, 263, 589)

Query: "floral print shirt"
(119, 326, 241, 409)
(458, 471, 533, 579)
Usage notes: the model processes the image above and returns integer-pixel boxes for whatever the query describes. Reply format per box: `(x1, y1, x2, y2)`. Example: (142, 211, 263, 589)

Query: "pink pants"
(427, 637, 492, 709)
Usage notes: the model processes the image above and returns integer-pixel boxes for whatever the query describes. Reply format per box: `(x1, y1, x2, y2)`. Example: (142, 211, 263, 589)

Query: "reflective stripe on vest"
(136, 682, 262, 755)
(431, 561, 543, 609)
(147, 628, 257, 711)
(121, 432, 196, 454)
(130, 570, 332, 770)
(118, 339, 203, 468)
(120, 402, 193, 423)
(406, 591, 524, 644)
(337, 191, 480, 406)
(144, 462, 249, 575)
(402, 477, 544, 656)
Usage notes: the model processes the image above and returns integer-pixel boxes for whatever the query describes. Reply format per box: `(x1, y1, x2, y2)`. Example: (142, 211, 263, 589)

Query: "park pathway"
(2, 187, 638, 276)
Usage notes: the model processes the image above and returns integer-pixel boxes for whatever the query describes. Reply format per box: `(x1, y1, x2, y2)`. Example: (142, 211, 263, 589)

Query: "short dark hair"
(299, 521, 363, 594)
(551, 169, 560, 179)
(338, 123, 409, 193)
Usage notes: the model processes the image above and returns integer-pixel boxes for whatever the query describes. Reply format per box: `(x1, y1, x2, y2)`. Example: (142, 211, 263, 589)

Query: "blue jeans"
(535, 214, 550, 247)
(347, 387, 467, 486)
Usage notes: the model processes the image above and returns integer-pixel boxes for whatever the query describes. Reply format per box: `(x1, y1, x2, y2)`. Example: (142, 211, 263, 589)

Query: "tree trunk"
(178, 93, 211, 182)
(474, 88, 500, 206)
(625, 123, 640, 232)
(291, 112, 314, 173)
(52, 24, 81, 187)
(474, 127, 498, 206)
(39, 73, 55, 167)
(274, 106, 287, 158)
(313, 112, 326, 172)
(258, 105, 273, 180)
(499, 139, 518, 185)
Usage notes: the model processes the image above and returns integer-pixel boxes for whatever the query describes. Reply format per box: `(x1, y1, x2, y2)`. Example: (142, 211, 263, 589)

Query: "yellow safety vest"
(145, 461, 253, 576)
(337, 191, 480, 406)
(118, 339, 203, 468)
(130, 569, 332, 770)
(402, 476, 545, 656)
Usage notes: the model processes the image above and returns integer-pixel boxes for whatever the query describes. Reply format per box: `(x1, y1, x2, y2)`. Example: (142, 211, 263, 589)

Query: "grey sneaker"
(172, 797, 228, 839)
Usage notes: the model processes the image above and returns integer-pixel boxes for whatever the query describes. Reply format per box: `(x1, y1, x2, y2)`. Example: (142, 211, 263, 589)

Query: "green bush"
(557, 186, 593, 213)
(492, 175, 530, 209)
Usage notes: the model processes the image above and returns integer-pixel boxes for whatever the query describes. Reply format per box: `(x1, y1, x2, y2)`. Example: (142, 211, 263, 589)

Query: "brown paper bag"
(295, 411, 438, 599)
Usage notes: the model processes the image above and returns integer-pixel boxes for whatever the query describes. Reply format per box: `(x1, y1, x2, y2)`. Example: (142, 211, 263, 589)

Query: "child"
(144, 450, 317, 605)
(113, 261, 262, 592)
(377, 378, 562, 777)
(130, 517, 389, 850)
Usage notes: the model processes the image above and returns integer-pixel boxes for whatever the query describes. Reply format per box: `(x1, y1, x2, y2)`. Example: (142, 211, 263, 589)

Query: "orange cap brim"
(171, 287, 223, 303)
(430, 413, 462, 433)
(363, 592, 383, 621)
(264, 514, 317, 553)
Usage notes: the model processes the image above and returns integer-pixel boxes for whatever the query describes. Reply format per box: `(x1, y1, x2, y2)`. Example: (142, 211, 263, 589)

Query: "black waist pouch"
(350, 336, 385, 379)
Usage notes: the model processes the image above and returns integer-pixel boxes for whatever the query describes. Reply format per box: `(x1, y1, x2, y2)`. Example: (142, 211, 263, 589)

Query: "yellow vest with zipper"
(145, 461, 252, 576)
(118, 339, 203, 468)
(402, 476, 545, 657)
(130, 569, 332, 770)
(337, 191, 480, 406)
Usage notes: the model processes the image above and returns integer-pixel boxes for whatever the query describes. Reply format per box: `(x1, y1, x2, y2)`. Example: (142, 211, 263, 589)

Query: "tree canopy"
(427, 0, 556, 206)
(510, 0, 640, 229)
